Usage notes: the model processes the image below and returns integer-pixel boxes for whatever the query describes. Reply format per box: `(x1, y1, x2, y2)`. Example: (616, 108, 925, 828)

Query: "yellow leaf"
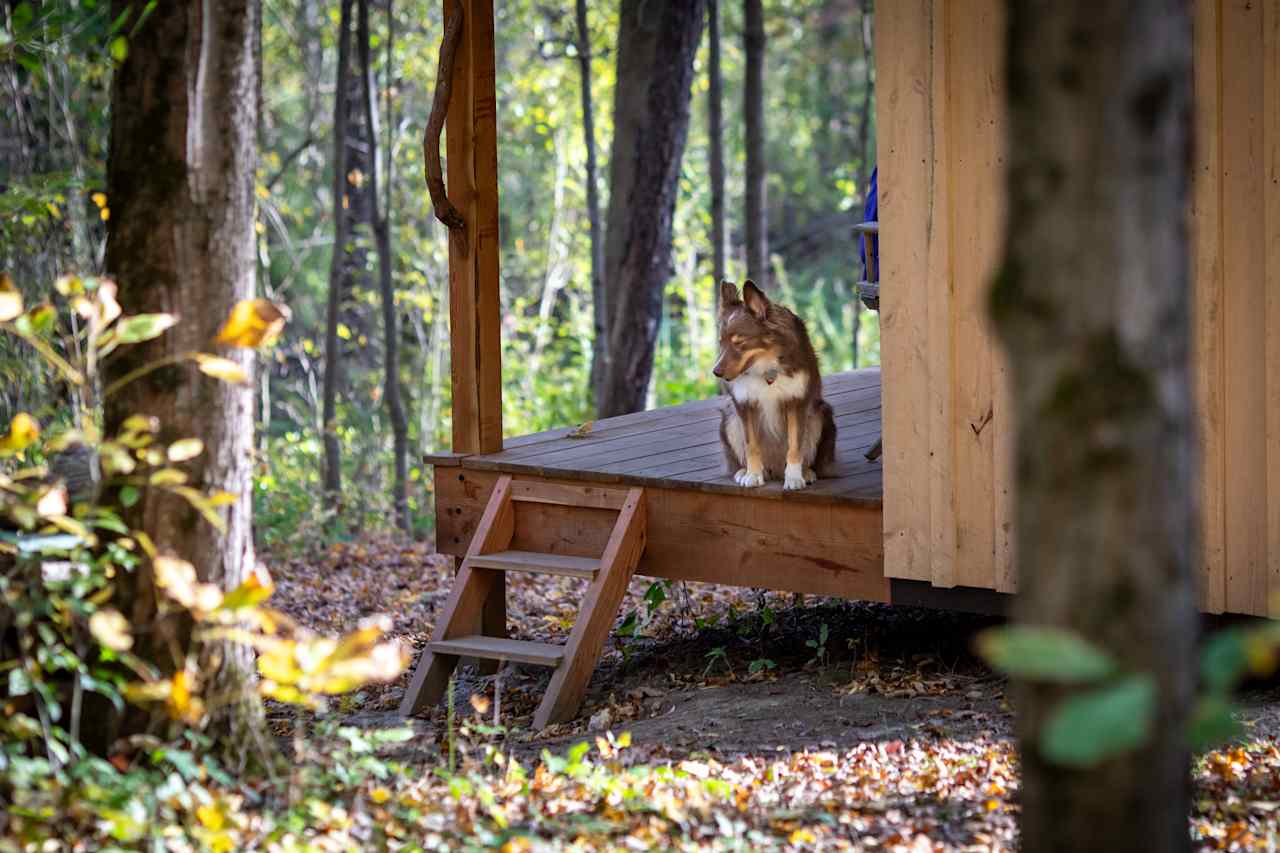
(167, 667, 205, 724)
(121, 414, 160, 435)
(100, 207, 110, 222)
(167, 438, 204, 462)
(214, 299, 290, 348)
(193, 353, 250, 384)
(616, 731, 631, 749)
(154, 555, 198, 607)
(336, 322, 352, 341)
(207, 490, 238, 507)
(91, 191, 107, 208)
(0, 274, 23, 322)
(95, 279, 122, 326)
(369, 787, 391, 804)
(54, 274, 82, 296)
(789, 829, 816, 845)
(470, 694, 491, 714)
(36, 484, 67, 517)
(89, 608, 133, 651)
(219, 563, 274, 611)
(255, 184, 270, 200)
(0, 413, 39, 455)
(196, 803, 224, 830)
(150, 468, 188, 486)
(566, 421, 594, 439)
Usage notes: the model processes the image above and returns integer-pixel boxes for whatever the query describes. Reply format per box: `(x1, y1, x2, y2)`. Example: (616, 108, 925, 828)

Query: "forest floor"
(265, 535, 1280, 851)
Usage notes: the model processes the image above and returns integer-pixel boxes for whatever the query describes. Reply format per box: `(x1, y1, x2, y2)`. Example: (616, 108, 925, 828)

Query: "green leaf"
(975, 625, 1117, 683)
(8, 668, 31, 697)
(1041, 674, 1156, 768)
(119, 485, 140, 508)
(109, 35, 127, 62)
(1201, 628, 1250, 694)
(1187, 695, 1243, 752)
(113, 313, 177, 344)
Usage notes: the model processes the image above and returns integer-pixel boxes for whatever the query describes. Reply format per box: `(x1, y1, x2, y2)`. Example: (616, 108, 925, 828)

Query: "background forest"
(1, 0, 878, 549)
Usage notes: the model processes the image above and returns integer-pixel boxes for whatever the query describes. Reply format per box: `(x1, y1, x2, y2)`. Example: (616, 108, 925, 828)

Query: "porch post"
(446, 0, 503, 454)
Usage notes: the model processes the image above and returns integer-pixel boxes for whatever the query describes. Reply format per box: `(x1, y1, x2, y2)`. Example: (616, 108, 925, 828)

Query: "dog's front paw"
(803, 467, 817, 484)
(784, 463, 807, 491)
(734, 468, 765, 487)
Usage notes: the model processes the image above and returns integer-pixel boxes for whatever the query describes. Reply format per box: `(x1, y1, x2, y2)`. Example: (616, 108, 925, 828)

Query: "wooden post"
(446, 0, 503, 456)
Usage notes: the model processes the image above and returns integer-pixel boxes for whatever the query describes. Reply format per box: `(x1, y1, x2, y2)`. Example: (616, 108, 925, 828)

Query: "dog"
(713, 280, 836, 490)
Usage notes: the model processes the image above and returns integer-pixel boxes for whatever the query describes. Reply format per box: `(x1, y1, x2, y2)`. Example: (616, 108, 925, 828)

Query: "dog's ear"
(743, 280, 770, 320)
(719, 280, 741, 308)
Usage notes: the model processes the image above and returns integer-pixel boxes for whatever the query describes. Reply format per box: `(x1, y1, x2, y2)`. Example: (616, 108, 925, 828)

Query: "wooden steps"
(429, 635, 565, 667)
(400, 476, 647, 729)
(468, 550, 600, 579)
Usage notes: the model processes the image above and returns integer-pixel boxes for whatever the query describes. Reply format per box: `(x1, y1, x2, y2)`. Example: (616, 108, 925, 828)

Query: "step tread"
(468, 550, 600, 578)
(430, 635, 565, 667)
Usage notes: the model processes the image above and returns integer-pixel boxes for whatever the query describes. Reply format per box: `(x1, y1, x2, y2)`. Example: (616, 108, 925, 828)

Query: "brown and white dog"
(714, 280, 836, 490)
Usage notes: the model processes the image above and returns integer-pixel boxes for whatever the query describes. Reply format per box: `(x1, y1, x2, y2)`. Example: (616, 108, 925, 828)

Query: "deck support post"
(445, 0, 503, 456)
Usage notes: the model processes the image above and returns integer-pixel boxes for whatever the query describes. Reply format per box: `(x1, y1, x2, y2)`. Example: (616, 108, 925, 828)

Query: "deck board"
(436, 369, 884, 507)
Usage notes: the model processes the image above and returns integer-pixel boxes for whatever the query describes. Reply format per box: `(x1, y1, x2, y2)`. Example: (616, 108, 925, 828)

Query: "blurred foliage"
(5, 0, 878, 550)
(0, 284, 407, 840)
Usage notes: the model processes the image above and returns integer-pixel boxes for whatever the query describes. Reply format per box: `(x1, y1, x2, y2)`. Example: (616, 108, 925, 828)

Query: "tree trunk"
(708, 0, 727, 304)
(576, 0, 607, 411)
(992, 2, 1195, 850)
(597, 0, 706, 417)
(855, 0, 874, 196)
(356, 0, 410, 532)
(104, 0, 267, 763)
(321, 0, 354, 498)
(743, 0, 767, 285)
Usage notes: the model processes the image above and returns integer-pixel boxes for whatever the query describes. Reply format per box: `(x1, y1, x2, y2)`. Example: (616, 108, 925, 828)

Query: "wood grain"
(1193, 0, 1226, 613)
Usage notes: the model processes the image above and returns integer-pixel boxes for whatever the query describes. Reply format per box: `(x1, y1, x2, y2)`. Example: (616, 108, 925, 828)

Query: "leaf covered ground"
(192, 538, 1280, 849)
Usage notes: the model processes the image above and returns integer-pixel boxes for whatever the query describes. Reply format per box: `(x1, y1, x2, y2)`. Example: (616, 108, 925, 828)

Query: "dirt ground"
(267, 537, 1280, 849)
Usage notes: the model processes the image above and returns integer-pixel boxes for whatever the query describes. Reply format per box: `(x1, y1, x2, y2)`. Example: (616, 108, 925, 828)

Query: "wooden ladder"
(399, 475, 647, 729)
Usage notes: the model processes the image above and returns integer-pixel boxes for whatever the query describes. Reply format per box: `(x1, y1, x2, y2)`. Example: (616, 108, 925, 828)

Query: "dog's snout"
(712, 363, 725, 378)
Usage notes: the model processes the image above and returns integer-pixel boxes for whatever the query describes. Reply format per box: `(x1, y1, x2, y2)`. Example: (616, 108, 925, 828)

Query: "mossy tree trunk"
(596, 0, 706, 417)
(993, 1, 1195, 849)
(104, 0, 268, 765)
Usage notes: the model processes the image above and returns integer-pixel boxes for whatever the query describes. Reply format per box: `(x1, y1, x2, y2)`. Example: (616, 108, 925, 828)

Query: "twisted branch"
(424, 0, 468, 256)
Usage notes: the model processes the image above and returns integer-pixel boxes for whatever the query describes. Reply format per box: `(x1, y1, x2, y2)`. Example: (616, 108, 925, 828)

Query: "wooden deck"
(430, 369, 891, 602)
(429, 368, 884, 506)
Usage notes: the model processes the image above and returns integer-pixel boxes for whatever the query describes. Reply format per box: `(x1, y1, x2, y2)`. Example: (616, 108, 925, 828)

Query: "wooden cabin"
(402, 0, 1280, 726)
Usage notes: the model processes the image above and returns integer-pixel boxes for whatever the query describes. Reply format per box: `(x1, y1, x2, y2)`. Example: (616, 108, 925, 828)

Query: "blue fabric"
(860, 166, 878, 281)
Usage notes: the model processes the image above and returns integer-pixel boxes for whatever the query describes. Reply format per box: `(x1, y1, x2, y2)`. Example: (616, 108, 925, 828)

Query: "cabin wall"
(878, 0, 1280, 617)
(1193, 0, 1280, 616)
(877, 0, 1016, 596)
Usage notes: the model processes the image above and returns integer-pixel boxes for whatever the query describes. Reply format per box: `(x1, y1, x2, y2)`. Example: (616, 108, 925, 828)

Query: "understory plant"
(0, 274, 408, 846)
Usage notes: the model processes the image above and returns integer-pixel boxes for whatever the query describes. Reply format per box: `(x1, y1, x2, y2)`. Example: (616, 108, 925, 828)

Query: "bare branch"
(423, 0, 468, 255)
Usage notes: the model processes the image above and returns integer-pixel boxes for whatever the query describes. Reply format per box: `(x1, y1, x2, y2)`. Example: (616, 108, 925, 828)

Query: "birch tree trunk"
(104, 0, 268, 763)
(743, 0, 767, 285)
(993, 2, 1196, 849)
(577, 0, 608, 410)
(596, 0, 706, 417)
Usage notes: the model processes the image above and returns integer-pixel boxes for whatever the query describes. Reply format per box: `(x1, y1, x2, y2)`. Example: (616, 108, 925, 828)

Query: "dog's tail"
(814, 399, 837, 477)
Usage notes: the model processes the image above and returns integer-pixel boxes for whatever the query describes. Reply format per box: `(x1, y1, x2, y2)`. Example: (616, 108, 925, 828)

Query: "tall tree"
(743, 0, 767, 284)
(104, 0, 267, 759)
(576, 0, 607, 408)
(708, 0, 727, 298)
(991, 1, 1195, 849)
(595, 0, 707, 417)
(321, 0, 355, 498)
(357, 0, 410, 532)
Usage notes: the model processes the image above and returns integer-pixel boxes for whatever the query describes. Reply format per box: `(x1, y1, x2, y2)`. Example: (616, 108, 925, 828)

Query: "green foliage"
(0, 283, 407, 842)
(975, 625, 1118, 683)
(1039, 674, 1156, 768)
(978, 619, 1280, 767)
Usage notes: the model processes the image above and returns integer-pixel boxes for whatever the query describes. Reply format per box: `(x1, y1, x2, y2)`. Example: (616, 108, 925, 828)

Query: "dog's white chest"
(729, 369, 808, 436)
